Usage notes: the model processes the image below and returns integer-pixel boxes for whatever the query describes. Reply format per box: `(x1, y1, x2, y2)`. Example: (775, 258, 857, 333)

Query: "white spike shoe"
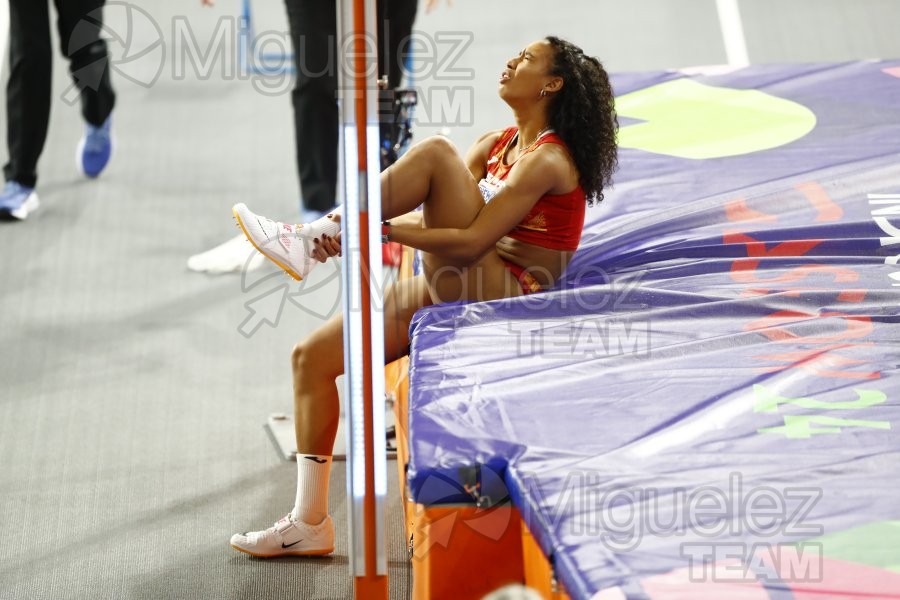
(230, 514, 335, 558)
(232, 203, 319, 281)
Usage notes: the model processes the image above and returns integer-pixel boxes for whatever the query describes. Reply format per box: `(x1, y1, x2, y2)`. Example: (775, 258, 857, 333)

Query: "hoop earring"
(540, 89, 547, 98)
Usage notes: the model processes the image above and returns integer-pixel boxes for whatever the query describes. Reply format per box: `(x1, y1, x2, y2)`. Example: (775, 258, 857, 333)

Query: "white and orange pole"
(337, 0, 389, 598)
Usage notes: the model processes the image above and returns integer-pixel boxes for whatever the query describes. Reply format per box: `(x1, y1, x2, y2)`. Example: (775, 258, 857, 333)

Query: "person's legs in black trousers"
(57, 0, 116, 179)
(284, 0, 418, 218)
(3, 0, 115, 191)
(55, 0, 116, 128)
(4, 0, 54, 189)
(377, 0, 417, 170)
(378, 0, 418, 90)
(285, 0, 339, 217)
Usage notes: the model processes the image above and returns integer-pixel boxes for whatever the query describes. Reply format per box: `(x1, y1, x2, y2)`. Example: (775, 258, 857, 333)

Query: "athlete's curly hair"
(545, 37, 618, 204)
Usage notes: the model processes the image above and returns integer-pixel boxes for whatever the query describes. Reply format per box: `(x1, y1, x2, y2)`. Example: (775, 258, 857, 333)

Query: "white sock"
(300, 207, 341, 240)
(291, 454, 332, 525)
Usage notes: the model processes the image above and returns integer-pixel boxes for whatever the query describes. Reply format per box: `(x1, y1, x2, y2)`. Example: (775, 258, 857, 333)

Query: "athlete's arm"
(465, 130, 504, 181)
(387, 145, 571, 264)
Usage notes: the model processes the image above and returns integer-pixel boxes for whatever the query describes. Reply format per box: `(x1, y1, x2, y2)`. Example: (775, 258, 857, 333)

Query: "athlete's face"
(498, 40, 559, 103)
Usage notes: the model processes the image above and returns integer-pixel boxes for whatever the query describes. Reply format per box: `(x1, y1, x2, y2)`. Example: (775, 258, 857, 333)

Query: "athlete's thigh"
(423, 249, 523, 304)
(421, 137, 487, 230)
(383, 274, 433, 363)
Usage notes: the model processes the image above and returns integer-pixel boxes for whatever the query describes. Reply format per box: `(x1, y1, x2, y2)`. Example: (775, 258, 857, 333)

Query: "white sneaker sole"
(229, 543, 334, 558)
(232, 204, 305, 281)
(6, 191, 40, 220)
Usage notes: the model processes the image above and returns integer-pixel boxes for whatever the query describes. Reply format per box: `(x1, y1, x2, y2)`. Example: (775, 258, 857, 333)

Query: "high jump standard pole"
(337, 0, 390, 598)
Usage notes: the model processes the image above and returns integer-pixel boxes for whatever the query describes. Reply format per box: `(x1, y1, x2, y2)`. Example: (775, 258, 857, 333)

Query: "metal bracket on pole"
(337, 0, 389, 598)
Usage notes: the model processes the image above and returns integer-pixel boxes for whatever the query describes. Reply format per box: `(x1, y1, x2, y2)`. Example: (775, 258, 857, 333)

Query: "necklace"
(516, 126, 550, 153)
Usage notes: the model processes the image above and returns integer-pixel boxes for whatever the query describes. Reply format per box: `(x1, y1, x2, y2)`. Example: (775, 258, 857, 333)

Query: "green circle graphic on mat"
(616, 78, 817, 159)
(800, 520, 900, 573)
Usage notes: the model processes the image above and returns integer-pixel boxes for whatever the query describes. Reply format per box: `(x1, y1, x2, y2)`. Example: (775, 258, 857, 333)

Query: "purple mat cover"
(406, 62, 900, 599)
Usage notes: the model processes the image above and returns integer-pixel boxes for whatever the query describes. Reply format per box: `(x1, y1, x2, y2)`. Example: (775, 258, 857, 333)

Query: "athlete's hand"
(312, 232, 342, 262)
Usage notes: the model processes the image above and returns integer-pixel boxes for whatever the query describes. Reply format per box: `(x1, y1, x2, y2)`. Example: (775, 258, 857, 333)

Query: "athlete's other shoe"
(78, 116, 112, 178)
(230, 514, 335, 558)
(232, 203, 318, 281)
(0, 181, 39, 220)
(187, 233, 266, 274)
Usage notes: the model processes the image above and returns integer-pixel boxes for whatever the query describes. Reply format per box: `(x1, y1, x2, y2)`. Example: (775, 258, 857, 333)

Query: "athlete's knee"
(291, 342, 310, 374)
(418, 134, 457, 161)
(293, 333, 342, 378)
(406, 136, 457, 176)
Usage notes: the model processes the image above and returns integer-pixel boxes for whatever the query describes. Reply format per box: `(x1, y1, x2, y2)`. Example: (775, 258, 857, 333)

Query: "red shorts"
(502, 259, 542, 295)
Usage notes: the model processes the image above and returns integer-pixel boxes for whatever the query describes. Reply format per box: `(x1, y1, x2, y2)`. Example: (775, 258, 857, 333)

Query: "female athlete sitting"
(229, 36, 618, 557)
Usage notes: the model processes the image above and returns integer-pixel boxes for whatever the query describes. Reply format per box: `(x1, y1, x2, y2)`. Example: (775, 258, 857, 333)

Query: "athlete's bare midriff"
(496, 235, 574, 288)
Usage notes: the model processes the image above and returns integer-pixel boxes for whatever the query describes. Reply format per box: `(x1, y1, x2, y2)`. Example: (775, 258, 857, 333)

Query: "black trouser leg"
(54, 0, 116, 127)
(285, 0, 339, 214)
(284, 0, 419, 212)
(3, 0, 116, 188)
(378, 0, 417, 89)
(377, 0, 417, 169)
(4, 0, 54, 188)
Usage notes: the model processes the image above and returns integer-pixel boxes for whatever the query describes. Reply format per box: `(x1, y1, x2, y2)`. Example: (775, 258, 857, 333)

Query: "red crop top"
(477, 127, 586, 252)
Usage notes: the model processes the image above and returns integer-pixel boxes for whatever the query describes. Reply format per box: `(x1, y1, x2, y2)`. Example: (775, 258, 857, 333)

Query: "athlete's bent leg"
(232, 135, 486, 281)
(230, 275, 431, 558)
(381, 136, 523, 302)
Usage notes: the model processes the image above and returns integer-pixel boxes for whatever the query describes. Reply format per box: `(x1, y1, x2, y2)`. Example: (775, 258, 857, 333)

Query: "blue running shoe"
(78, 116, 113, 178)
(0, 181, 40, 220)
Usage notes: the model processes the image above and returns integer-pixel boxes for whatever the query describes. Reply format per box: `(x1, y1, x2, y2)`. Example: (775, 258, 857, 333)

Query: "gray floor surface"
(1, 1, 899, 599)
